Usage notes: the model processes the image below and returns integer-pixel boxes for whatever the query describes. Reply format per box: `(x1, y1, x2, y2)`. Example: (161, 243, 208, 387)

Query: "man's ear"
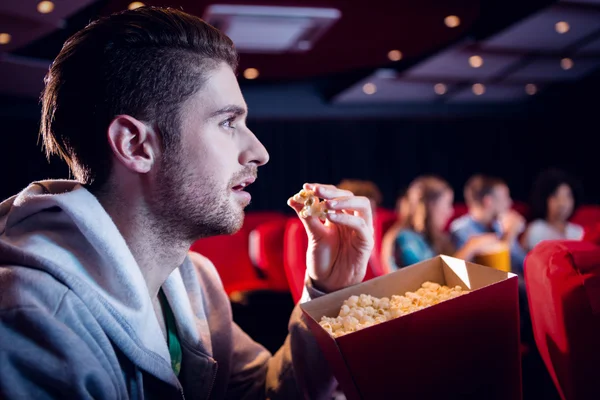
(107, 115, 159, 174)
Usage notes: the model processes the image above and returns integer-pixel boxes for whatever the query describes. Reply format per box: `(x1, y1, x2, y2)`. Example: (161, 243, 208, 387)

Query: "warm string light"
(388, 50, 403, 62)
(555, 21, 570, 34)
(469, 55, 483, 68)
(0, 33, 11, 45)
(362, 83, 377, 95)
(434, 83, 447, 95)
(472, 83, 485, 95)
(37, 1, 55, 14)
(128, 2, 145, 10)
(525, 84, 537, 95)
(445, 15, 460, 28)
(561, 58, 574, 70)
(243, 68, 259, 79)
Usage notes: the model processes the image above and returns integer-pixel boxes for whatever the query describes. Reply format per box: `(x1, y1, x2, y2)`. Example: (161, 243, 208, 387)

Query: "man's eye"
(221, 117, 236, 129)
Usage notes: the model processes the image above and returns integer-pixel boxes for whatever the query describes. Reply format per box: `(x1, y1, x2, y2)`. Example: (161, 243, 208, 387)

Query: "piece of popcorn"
(301, 202, 327, 219)
(346, 295, 359, 307)
(364, 306, 376, 316)
(291, 189, 311, 203)
(359, 294, 373, 307)
(405, 292, 420, 301)
(361, 320, 375, 329)
(292, 189, 328, 220)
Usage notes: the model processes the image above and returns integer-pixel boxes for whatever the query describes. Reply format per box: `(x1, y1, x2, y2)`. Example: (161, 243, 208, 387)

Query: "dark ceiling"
(10, 0, 483, 80)
(3, 0, 600, 118)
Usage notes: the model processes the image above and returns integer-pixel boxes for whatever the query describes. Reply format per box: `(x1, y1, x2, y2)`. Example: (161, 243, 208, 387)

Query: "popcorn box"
(300, 255, 522, 400)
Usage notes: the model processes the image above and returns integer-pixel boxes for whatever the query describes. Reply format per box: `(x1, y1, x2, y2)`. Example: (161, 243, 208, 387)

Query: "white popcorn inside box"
(301, 255, 522, 400)
(319, 281, 470, 338)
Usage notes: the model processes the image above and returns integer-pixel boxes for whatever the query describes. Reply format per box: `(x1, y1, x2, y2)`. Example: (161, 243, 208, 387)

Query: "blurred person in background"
(337, 179, 382, 220)
(394, 186, 410, 222)
(450, 174, 527, 275)
(451, 174, 537, 359)
(381, 176, 497, 271)
(522, 168, 584, 250)
(338, 179, 384, 278)
(380, 187, 408, 273)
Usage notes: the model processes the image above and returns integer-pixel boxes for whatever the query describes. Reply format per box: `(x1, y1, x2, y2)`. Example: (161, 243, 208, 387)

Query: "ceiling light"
(555, 21, 570, 34)
(362, 83, 377, 95)
(469, 55, 483, 68)
(444, 15, 460, 28)
(128, 2, 145, 10)
(0, 33, 11, 45)
(525, 84, 537, 95)
(37, 1, 54, 14)
(203, 5, 340, 53)
(560, 58, 573, 70)
(243, 68, 259, 79)
(472, 83, 485, 95)
(434, 83, 447, 95)
(388, 50, 403, 62)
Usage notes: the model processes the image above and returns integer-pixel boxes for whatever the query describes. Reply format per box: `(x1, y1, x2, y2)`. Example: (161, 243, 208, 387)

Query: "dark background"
(2, 77, 597, 211)
(2, 0, 598, 211)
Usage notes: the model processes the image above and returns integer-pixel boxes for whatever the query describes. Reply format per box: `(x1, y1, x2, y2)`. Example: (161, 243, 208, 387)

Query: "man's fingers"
(303, 183, 353, 200)
(287, 197, 304, 213)
(327, 213, 374, 242)
(324, 196, 373, 227)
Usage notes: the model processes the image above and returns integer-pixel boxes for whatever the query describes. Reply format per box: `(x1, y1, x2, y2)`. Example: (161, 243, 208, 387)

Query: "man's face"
(488, 184, 512, 218)
(151, 63, 269, 241)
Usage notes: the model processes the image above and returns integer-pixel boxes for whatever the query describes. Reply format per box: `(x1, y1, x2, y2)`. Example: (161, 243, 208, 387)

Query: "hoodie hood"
(0, 180, 205, 388)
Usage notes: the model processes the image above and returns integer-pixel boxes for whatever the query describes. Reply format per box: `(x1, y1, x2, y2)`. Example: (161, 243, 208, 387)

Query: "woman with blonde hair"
(382, 176, 497, 272)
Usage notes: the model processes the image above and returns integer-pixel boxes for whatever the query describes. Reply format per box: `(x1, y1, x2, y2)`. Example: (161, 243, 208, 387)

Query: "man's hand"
(499, 210, 525, 241)
(455, 233, 501, 261)
(288, 183, 374, 293)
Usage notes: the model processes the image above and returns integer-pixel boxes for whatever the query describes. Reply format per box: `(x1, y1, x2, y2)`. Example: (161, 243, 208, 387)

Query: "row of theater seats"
(190, 206, 600, 399)
(189, 203, 600, 301)
(188, 207, 395, 300)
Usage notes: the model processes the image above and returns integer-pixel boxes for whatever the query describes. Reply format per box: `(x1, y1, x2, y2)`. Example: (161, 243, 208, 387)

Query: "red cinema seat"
(374, 208, 397, 256)
(249, 217, 290, 292)
(242, 211, 286, 232)
(445, 203, 469, 231)
(525, 240, 600, 400)
(283, 219, 308, 304)
(512, 201, 530, 221)
(190, 211, 283, 295)
(583, 222, 600, 245)
(571, 205, 600, 230)
(362, 257, 383, 282)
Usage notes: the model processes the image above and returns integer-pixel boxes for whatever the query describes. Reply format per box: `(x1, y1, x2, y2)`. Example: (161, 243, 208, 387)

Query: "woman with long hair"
(381, 176, 497, 272)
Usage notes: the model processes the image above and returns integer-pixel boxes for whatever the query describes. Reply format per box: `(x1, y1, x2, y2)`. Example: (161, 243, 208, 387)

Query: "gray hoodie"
(0, 181, 336, 399)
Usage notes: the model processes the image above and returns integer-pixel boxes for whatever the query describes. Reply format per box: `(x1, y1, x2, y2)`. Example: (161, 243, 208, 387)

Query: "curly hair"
(529, 168, 580, 221)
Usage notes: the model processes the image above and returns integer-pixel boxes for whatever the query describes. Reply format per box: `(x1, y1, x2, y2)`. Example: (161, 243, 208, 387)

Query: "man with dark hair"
(0, 7, 374, 399)
(453, 176, 543, 390)
(450, 174, 526, 272)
